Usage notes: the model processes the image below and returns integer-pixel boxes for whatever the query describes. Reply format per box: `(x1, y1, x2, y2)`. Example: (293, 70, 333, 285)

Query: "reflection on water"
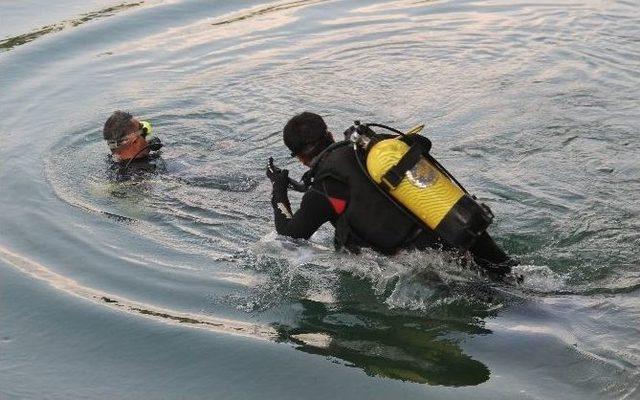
(211, 0, 326, 27)
(2, 240, 494, 387)
(272, 272, 495, 386)
(276, 301, 490, 386)
(276, 299, 492, 386)
(0, 245, 277, 340)
(2, 0, 640, 398)
(0, 2, 143, 52)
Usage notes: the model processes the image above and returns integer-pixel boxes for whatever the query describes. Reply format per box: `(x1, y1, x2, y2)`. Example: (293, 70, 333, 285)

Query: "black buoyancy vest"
(108, 152, 164, 181)
(310, 142, 421, 253)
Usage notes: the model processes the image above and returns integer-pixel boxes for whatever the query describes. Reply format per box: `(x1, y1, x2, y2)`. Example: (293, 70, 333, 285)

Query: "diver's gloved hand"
(147, 137, 163, 151)
(267, 158, 290, 204)
(267, 158, 289, 189)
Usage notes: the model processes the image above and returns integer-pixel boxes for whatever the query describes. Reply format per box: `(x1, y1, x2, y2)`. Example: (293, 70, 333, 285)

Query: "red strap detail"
(328, 197, 347, 215)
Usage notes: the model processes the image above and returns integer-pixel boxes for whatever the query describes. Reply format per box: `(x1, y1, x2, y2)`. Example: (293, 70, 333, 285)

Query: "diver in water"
(267, 112, 515, 276)
(103, 110, 164, 178)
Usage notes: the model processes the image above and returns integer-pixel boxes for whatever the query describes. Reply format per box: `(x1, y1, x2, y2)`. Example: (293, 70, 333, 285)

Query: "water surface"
(1, 0, 639, 399)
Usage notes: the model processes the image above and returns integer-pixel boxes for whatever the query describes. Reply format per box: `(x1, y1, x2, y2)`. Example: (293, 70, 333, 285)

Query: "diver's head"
(283, 112, 334, 166)
(103, 110, 151, 162)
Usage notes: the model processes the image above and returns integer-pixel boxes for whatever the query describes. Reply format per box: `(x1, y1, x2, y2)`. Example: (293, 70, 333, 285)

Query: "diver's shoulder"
(106, 152, 165, 180)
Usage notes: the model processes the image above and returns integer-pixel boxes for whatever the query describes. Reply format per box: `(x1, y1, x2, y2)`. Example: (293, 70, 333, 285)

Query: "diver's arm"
(271, 184, 294, 231)
(271, 187, 335, 239)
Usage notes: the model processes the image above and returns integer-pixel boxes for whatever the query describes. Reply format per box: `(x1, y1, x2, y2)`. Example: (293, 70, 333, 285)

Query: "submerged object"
(347, 121, 493, 250)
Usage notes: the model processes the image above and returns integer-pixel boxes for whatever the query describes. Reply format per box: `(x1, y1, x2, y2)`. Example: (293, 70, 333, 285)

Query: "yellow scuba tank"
(349, 122, 493, 249)
(366, 139, 464, 230)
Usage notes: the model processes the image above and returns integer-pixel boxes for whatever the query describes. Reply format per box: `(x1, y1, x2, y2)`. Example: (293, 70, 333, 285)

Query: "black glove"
(267, 157, 291, 206)
(267, 157, 289, 188)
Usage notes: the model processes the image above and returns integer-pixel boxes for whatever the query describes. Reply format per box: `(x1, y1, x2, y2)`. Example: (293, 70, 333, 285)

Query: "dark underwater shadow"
(272, 273, 494, 386)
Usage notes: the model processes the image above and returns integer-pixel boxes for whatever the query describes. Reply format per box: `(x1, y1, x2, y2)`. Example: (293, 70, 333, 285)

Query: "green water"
(1, 0, 639, 398)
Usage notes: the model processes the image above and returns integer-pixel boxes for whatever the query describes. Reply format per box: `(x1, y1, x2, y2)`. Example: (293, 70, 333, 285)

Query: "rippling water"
(1, 0, 639, 399)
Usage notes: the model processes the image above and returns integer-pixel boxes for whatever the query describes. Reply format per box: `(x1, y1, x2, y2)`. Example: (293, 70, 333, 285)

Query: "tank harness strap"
(305, 175, 367, 253)
(380, 142, 423, 190)
(306, 180, 347, 215)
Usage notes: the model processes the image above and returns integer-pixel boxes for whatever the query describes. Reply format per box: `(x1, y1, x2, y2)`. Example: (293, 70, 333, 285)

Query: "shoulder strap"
(380, 136, 432, 190)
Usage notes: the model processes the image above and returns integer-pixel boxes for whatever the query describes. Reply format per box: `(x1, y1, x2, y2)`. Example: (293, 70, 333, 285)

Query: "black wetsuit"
(270, 143, 513, 274)
(107, 151, 165, 181)
(272, 177, 346, 239)
(271, 174, 512, 272)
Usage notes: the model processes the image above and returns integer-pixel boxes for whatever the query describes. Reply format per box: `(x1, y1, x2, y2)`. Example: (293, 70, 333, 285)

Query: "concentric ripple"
(1, 0, 640, 398)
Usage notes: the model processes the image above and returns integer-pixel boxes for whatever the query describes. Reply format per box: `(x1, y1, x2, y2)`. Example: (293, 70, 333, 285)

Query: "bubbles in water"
(223, 233, 514, 315)
(513, 264, 568, 293)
